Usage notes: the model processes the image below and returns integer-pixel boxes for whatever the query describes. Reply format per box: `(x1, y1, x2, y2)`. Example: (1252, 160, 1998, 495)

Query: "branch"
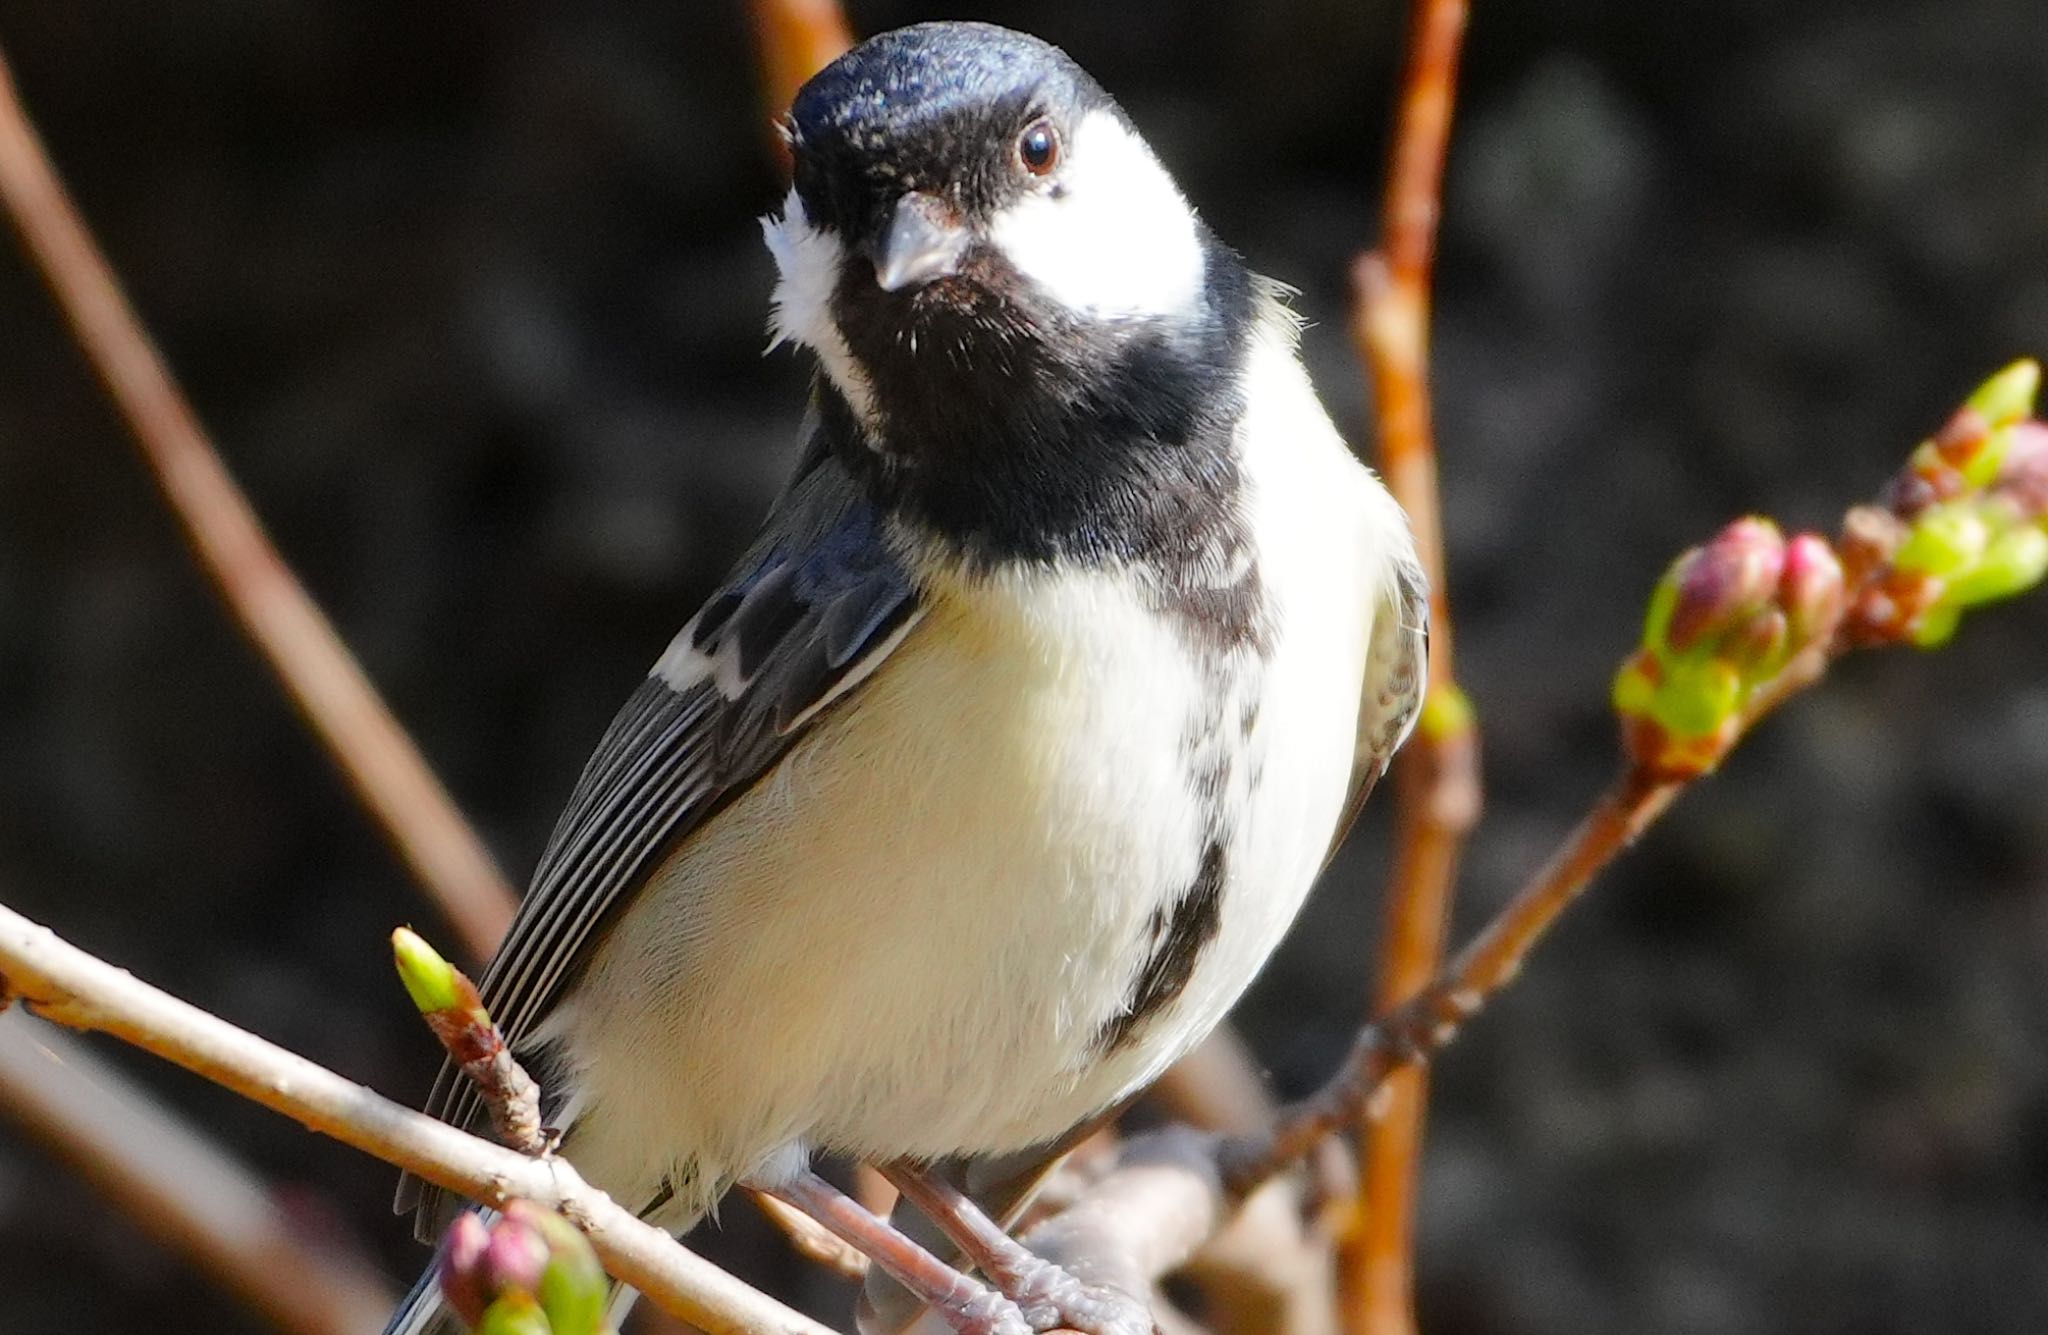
(0, 901, 835, 1335)
(747, 0, 854, 170)
(0, 40, 516, 963)
(0, 1010, 396, 1335)
(1346, 0, 1475, 1331)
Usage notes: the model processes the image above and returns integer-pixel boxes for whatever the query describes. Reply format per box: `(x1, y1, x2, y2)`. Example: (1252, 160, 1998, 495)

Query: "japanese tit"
(389, 20, 1424, 1335)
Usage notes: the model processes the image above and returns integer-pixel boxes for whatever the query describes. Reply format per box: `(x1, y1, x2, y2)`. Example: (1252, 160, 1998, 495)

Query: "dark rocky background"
(1, 1, 2045, 1331)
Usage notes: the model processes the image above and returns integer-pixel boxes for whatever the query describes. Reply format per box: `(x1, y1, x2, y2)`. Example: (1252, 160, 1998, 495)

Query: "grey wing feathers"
(1326, 555, 1430, 864)
(395, 456, 921, 1236)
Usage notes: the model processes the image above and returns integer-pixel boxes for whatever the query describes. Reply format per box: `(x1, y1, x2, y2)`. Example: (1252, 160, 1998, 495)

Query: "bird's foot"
(878, 1161, 1158, 1335)
(749, 1167, 1036, 1335)
(998, 1257, 1156, 1335)
(936, 1289, 1036, 1335)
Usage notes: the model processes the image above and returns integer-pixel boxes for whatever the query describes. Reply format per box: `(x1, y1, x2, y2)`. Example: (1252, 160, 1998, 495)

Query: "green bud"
(1943, 525, 2048, 608)
(1958, 424, 2008, 490)
(1418, 681, 1476, 744)
(1909, 600, 1963, 649)
(506, 1203, 610, 1335)
(1611, 654, 1659, 721)
(1640, 560, 1683, 658)
(1654, 658, 1744, 740)
(477, 1293, 553, 1335)
(1963, 359, 2041, 430)
(393, 927, 464, 1016)
(1894, 503, 1990, 578)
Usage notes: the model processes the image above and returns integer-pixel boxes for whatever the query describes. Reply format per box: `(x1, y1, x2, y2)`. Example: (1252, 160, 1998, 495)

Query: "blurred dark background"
(1, 1, 2045, 1332)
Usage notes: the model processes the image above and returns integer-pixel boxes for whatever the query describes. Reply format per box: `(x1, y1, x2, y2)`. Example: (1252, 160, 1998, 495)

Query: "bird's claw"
(1000, 1257, 1157, 1335)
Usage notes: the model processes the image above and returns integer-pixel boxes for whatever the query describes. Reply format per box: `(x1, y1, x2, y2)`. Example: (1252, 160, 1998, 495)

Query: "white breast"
(549, 320, 1407, 1220)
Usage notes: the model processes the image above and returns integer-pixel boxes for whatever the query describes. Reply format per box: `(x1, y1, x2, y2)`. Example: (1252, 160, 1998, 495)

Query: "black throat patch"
(821, 234, 1269, 654)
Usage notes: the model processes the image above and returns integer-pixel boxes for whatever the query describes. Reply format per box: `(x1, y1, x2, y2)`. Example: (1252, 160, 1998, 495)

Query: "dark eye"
(1017, 120, 1060, 175)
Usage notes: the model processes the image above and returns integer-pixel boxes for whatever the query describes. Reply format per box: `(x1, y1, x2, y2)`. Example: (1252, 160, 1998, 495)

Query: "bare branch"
(0, 901, 835, 1335)
(1347, 0, 1477, 1329)
(0, 1010, 396, 1335)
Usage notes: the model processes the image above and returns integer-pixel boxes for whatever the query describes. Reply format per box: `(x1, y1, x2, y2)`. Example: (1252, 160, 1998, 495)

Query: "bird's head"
(761, 23, 1219, 441)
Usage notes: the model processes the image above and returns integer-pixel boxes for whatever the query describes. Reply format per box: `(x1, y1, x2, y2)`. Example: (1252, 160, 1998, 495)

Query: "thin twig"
(0, 901, 835, 1335)
(1347, 0, 1475, 1330)
(0, 1010, 396, 1335)
(1219, 768, 1674, 1195)
(0, 42, 516, 962)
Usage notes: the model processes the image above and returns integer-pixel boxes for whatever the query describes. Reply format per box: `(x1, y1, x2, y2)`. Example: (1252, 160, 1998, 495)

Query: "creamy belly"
(548, 331, 1396, 1217)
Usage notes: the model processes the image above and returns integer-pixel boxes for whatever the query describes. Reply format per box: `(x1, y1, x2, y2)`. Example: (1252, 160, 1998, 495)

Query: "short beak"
(870, 192, 969, 292)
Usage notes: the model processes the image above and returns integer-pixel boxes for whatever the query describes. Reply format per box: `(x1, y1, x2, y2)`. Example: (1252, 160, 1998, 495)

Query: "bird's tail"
(383, 1258, 463, 1335)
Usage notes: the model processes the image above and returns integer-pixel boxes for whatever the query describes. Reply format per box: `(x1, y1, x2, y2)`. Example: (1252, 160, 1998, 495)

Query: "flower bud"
(483, 1213, 550, 1301)
(1725, 607, 1788, 675)
(1943, 526, 2048, 610)
(392, 927, 465, 1016)
(1663, 518, 1784, 655)
(1778, 534, 1846, 650)
(1893, 503, 1990, 579)
(1993, 421, 2048, 520)
(1963, 358, 2040, 431)
(506, 1201, 610, 1335)
(439, 1212, 494, 1327)
(437, 1206, 612, 1334)
(478, 1293, 553, 1335)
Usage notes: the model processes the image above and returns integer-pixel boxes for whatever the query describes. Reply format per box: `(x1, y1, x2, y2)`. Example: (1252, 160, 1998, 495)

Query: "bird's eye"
(1017, 120, 1060, 176)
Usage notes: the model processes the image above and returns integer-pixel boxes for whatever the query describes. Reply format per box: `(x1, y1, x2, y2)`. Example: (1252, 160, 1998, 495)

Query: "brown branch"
(747, 0, 854, 171)
(1346, 0, 1475, 1331)
(0, 1010, 396, 1335)
(1219, 767, 1673, 1196)
(0, 901, 836, 1335)
(0, 41, 516, 963)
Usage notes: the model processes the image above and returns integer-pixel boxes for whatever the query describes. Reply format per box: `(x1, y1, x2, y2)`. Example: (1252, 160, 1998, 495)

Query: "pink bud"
(1778, 534, 1846, 650)
(482, 1213, 550, 1300)
(1665, 518, 1785, 654)
(1994, 422, 2048, 520)
(439, 1212, 493, 1325)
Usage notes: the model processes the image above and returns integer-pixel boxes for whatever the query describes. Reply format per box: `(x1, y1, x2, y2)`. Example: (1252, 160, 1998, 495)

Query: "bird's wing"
(397, 448, 923, 1235)
(1325, 554, 1430, 865)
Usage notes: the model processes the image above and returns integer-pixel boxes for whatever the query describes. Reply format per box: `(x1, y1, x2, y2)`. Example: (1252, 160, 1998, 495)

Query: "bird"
(386, 19, 1425, 1335)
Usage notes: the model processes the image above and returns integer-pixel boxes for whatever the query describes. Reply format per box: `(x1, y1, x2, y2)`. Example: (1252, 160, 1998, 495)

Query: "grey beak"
(871, 192, 969, 291)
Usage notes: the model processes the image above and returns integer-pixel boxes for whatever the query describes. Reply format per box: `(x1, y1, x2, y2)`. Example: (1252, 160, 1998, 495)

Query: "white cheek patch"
(760, 188, 879, 427)
(987, 108, 1207, 322)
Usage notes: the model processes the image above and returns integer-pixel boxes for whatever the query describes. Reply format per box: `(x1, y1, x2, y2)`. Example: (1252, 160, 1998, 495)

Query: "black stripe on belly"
(1097, 839, 1228, 1054)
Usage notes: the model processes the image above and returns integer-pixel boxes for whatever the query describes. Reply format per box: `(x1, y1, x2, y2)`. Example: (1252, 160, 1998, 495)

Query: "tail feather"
(383, 1259, 461, 1335)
